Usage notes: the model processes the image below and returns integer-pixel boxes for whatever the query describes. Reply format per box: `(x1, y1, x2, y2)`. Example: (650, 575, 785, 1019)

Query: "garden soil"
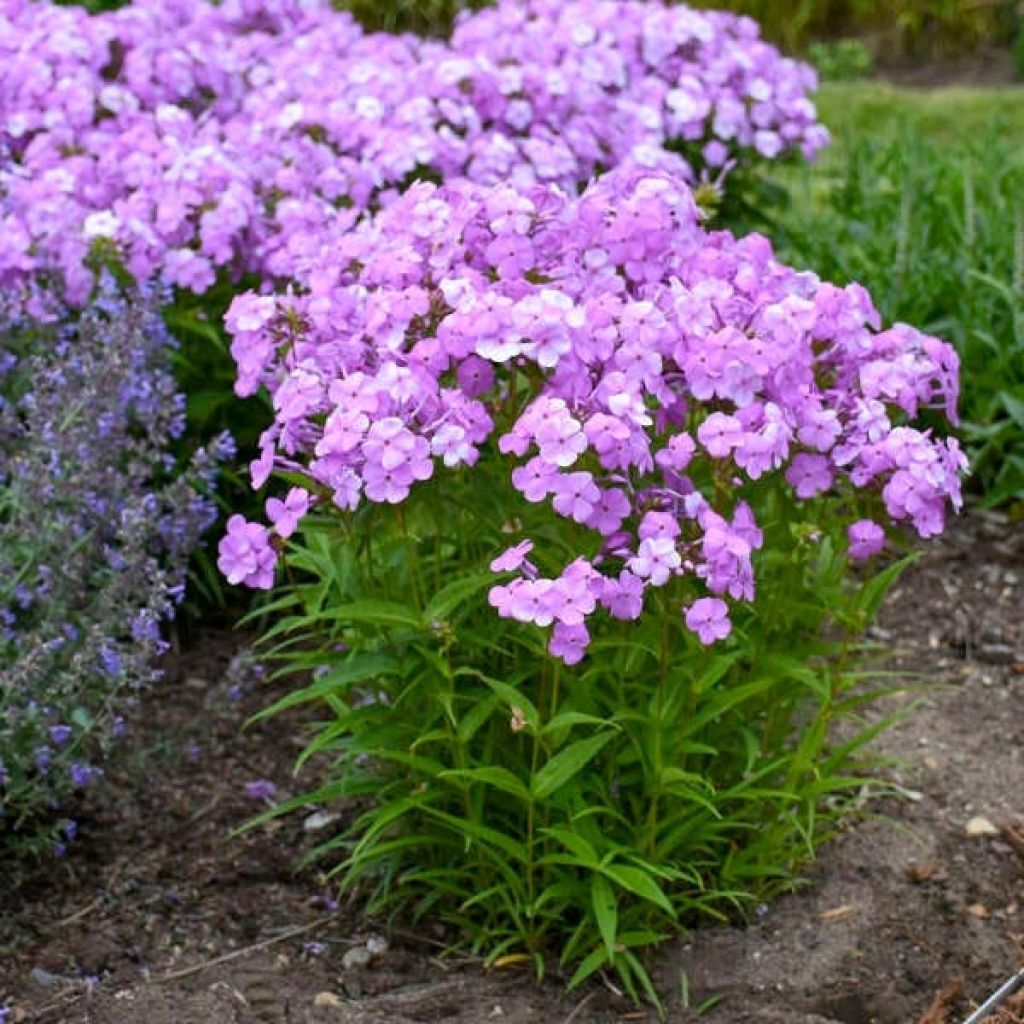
(1, 509, 1021, 1024)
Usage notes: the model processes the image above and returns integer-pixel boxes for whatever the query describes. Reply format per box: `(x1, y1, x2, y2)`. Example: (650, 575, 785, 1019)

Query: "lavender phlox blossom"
(628, 537, 682, 587)
(548, 621, 589, 665)
(0, 0, 828, 307)
(218, 514, 278, 589)
(847, 520, 886, 560)
(685, 597, 732, 645)
(490, 540, 534, 573)
(213, 164, 965, 666)
(266, 487, 310, 539)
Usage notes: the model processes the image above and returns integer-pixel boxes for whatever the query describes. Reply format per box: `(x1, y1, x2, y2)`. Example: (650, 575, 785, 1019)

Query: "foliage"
(1013, 20, 1024, 80)
(0, 285, 227, 861)
(251, 473, 911, 1003)
(774, 85, 1024, 506)
(225, 165, 963, 1001)
(686, 0, 1019, 56)
(807, 39, 872, 82)
(331, 0, 1020, 54)
(331, 0, 486, 35)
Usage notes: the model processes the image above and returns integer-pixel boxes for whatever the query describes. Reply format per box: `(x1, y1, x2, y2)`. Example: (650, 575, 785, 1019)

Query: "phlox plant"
(0, 284, 226, 863)
(223, 164, 965, 1000)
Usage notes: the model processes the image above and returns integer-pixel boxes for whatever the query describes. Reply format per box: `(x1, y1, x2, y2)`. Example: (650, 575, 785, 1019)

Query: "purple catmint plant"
(218, 163, 965, 663)
(0, 281, 226, 860)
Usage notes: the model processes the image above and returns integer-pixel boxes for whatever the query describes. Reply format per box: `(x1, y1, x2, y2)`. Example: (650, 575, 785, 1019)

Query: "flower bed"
(1, 0, 826, 305)
(0, 0, 972, 1001)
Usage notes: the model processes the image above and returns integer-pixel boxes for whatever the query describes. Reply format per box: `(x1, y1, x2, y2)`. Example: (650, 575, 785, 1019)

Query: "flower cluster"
(0, 282, 225, 858)
(0, 0, 827, 305)
(219, 164, 966, 662)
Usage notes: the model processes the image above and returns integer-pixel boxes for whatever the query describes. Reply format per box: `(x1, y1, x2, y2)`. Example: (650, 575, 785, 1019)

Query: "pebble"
(341, 946, 372, 971)
(302, 811, 340, 832)
(965, 816, 999, 837)
(29, 967, 64, 988)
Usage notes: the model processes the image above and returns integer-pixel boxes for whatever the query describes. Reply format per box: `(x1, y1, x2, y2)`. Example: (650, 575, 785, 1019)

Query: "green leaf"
(567, 945, 609, 991)
(854, 552, 919, 621)
(423, 572, 495, 623)
(70, 707, 94, 730)
(540, 827, 599, 867)
(531, 732, 614, 800)
(459, 669, 540, 732)
(541, 711, 618, 736)
(601, 863, 674, 915)
(439, 766, 531, 803)
(590, 875, 618, 958)
(999, 390, 1024, 429)
(247, 653, 400, 723)
(310, 599, 422, 630)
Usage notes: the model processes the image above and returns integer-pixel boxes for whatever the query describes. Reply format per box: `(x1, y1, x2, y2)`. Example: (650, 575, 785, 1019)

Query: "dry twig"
(153, 914, 333, 983)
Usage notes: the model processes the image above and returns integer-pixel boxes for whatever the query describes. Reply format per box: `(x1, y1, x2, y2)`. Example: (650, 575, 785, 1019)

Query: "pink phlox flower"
(584, 486, 630, 536)
(363, 460, 420, 505)
(550, 470, 601, 523)
(697, 411, 743, 458)
(362, 417, 427, 473)
(731, 501, 764, 551)
(600, 570, 645, 621)
(655, 432, 696, 472)
(638, 509, 680, 542)
(511, 456, 559, 503)
(218, 515, 278, 590)
(548, 621, 590, 665)
(547, 570, 597, 627)
(328, 373, 382, 417)
(786, 452, 833, 500)
(628, 536, 681, 587)
(317, 408, 370, 457)
(685, 596, 731, 644)
(273, 365, 324, 424)
(249, 441, 276, 490)
(796, 406, 842, 452)
(847, 519, 885, 560)
(456, 355, 496, 397)
(266, 487, 310, 539)
(430, 422, 477, 467)
(490, 539, 534, 573)
(506, 578, 557, 627)
(535, 410, 587, 467)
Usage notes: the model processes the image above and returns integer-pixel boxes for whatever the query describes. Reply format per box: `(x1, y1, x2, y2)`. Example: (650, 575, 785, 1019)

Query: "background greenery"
(770, 84, 1024, 507)
(57, 0, 1024, 56)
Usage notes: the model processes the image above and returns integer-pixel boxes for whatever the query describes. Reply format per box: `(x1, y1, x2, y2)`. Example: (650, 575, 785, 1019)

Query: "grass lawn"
(814, 81, 1024, 146)
(768, 82, 1024, 506)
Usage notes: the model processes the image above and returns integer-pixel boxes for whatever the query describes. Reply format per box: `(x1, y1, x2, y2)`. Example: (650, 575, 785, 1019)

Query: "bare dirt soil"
(1, 509, 1021, 1024)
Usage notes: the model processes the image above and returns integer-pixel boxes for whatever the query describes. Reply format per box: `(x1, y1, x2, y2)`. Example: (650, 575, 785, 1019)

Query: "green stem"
(645, 603, 670, 860)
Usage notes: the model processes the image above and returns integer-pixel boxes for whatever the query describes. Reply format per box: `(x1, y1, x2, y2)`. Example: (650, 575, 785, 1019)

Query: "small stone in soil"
(341, 946, 372, 971)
